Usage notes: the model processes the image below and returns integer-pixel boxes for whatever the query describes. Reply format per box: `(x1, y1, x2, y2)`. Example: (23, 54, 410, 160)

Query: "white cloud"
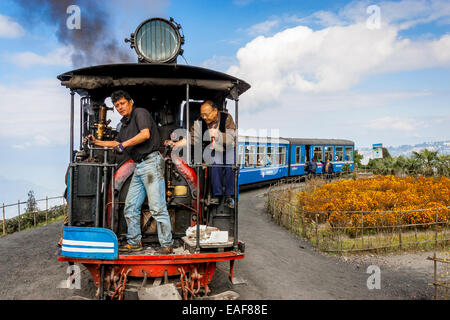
(0, 14, 25, 38)
(366, 117, 426, 131)
(0, 78, 75, 147)
(227, 1, 450, 109)
(12, 135, 52, 150)
(8, 46, 73, 68)
(294, 0, 450, 29)
(246, 18, 280, 36)
(201, 55, 238, 72)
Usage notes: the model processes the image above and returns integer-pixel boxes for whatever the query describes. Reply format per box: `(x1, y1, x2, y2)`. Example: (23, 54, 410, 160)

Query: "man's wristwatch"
(114, 143, 125, 153)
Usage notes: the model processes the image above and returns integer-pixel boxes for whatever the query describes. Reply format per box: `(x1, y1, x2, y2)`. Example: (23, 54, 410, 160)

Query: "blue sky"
(0, 0, 449, 207)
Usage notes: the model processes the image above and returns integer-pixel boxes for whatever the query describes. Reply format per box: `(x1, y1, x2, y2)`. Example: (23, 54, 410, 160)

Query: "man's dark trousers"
(211, 149, 235, 197)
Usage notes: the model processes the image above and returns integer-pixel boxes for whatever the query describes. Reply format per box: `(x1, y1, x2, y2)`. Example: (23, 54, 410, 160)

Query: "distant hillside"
(357, 140, 450, 165)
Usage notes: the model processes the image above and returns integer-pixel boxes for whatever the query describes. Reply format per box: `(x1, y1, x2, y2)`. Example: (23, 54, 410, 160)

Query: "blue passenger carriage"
(237, 137, 355, 188)
(238, 137, 290, 186)
(284, 138, 355, 175)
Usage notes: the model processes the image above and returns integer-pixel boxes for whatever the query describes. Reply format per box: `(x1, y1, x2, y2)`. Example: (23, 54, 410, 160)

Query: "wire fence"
(1, 196, 67, 236)
(356, 166, 450, 179)
(266, 178, 450, 254)
(427, 252, 449, 300)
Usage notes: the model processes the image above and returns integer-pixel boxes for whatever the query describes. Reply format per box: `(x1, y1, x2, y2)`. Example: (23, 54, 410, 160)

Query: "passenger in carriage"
(85, 90, 173, 254)
(266, 154, 272, 166)
(309, 156, 317, 174)
(165, 100, 236, 208)
(324, 157, 333, 181)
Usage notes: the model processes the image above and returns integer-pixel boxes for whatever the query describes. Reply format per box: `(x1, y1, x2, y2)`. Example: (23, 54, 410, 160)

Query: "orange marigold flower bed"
(297, 175, 450, 229)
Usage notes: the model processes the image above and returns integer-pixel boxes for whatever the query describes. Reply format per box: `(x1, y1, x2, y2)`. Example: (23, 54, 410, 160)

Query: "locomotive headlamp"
(126, 17, 184, 63)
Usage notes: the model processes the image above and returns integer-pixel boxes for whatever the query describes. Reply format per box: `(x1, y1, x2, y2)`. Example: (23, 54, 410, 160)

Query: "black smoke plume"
(16, 0, 133, 68)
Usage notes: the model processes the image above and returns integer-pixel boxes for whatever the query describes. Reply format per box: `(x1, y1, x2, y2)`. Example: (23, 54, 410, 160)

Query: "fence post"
(46, 196, 48, 225)
(433, 252, 438, 300)
(435, 209, 438, 249)
(301, 206, 306, 238)
(315, 214, 319, 249)
(398, 210, 402, 249)
(17, 200, 21, 232)
(361, 212, 364, 250)
(414, 224, 418, 249)
(33, 209, 36, 227)
(2, 203, 5, 236)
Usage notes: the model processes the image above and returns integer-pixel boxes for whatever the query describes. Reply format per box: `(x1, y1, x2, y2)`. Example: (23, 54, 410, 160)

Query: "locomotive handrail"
(69, 162, 117, 167)
(86, 145, 114, 151)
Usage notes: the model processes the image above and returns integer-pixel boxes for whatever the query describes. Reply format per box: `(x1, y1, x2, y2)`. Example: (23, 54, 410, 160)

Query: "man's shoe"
(155, 246, 173, 255)
(225, 197, 235, 209)
(209, 197, 220, 205)
(57, 237, 63, 248)
(119, 242, 143, 252)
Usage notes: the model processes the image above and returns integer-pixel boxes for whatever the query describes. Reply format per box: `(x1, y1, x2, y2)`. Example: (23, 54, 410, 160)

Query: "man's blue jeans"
(123, 152, 173, 247)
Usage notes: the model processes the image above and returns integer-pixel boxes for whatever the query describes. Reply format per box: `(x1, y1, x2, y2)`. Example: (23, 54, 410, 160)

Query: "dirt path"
(0, 221, 96, 299)
(0, 187, 441, 299)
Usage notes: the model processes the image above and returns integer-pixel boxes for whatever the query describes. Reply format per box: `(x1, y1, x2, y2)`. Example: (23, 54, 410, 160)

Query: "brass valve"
(94, 104, 113, 140)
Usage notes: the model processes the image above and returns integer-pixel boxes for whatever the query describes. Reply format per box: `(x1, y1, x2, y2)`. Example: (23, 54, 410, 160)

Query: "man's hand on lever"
(83, 134, 96, 145)
(83, 134, 121, 150)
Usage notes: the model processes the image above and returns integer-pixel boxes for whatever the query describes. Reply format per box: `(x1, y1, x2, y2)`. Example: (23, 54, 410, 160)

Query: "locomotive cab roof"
(57, 63, 250, 102)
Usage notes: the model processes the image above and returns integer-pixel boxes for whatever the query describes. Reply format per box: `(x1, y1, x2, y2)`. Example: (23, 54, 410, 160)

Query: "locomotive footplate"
(58, 250, 244, 299)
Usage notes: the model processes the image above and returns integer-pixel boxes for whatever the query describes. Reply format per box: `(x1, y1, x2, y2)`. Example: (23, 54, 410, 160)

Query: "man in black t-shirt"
(85, 90, 173, 254)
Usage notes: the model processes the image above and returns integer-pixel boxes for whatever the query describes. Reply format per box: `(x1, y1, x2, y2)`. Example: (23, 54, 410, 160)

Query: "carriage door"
(305, 145, 311, 162)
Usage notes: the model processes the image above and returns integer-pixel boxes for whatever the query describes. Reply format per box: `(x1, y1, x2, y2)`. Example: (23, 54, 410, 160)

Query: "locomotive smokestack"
(15, 0, 133, 67)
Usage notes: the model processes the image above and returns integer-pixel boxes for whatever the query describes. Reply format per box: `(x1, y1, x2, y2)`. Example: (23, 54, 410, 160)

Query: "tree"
(366, 148, 448, 178)
(412, 149, 439, 176)
(25, 190, 38, 213)
(354, 149, 364, 167)
(435, 154, 450, 177)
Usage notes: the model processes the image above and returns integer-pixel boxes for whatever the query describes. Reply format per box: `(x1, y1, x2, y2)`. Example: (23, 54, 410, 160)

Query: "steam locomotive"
(57, 17, 248, 300)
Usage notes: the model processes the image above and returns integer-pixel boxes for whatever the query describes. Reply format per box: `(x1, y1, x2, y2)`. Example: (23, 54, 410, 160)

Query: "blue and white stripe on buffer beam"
(61, 226, 118, 260)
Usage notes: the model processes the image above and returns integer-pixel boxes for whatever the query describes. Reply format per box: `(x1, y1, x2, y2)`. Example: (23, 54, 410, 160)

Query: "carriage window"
(335, 147, 343, 161)
(238, 145, 244, 168)
(256, 146, 266, 167)
(295, 147, 302, 164)
(324, 146, 333, 162)
(278, 147, 286, 165)
(345, 147, 353, 161)
(267, 146, 274, 166)
(244, 146, 256, 168)
(312, 146, 323, 162)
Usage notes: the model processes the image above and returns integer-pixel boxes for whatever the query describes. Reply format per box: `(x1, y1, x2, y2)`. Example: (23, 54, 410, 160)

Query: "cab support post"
(70, 90, 75, 163)
(68, 90, 75, 226)
(233, 98, 239, 250)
